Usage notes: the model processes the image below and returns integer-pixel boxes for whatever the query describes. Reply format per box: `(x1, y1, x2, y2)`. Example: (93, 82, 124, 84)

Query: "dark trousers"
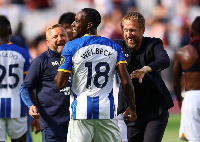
(41, 125, 68, 142)
(127, 111, 169, 142)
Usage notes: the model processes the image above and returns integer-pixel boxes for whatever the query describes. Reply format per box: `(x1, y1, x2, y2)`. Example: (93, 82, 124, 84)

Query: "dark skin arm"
(116, 63, 137, 121)
(54, 71, 70, 90)
(31, 118, 40, 134)
(173, 50, 184, 109)
(54, 64, 137, 121)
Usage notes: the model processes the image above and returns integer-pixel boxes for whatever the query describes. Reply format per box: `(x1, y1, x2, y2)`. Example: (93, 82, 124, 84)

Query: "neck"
(189, 35, 200, 44)
(0, 38, 10, 45)
(87, 29, 97, 35)
(133, 39, 143, 51)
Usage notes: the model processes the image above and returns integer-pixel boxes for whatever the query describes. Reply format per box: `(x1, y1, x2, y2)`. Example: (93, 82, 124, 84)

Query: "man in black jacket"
(114, 11, 174, 142)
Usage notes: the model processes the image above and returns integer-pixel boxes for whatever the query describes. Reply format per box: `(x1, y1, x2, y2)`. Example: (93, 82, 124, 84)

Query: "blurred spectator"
(10, 0, 25, 4)
(148, 1, 169, 48)
(58, 12, 75, 41)
(93, 0, 113, 16)
(11, 35, 29, 50)
(26, 0, 53, 10)
(99, 7, 123, 40)
(29, 34, 47, 59)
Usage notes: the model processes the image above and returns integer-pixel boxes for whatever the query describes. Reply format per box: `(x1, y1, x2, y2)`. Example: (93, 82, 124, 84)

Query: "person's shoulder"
(175, 44, 194, 55)
(9, 43, 27, 51)
(65, 37, 83, 48)
(8, 43, 30, 56)
(143, 36, 162, 43)
(32, 50, 48, 63)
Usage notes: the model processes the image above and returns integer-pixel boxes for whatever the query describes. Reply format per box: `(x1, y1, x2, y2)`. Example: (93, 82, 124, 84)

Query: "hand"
(177, 100, 183, 110)
(29, 105, 40, 119)
(130, 66, 152, 83)
(31, 118, 40, 134)
(123, 107, 137, 122)
(130, 69, 145, 83)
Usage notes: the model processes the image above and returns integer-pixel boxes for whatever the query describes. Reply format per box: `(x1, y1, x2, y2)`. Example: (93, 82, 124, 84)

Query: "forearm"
(20, 83, 34, 108)
(121, 81, 136, 109)
(173, 84, 183, 101)
(117, 64, 136, 109)
(149, 42, 170, 72)
(54, 71, 69, 89)
(140, 66, 152, 73)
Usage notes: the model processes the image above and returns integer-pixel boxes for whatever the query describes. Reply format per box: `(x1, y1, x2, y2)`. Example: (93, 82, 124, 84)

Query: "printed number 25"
(85, 62, 110, 88)
(0, 64, 19, 88)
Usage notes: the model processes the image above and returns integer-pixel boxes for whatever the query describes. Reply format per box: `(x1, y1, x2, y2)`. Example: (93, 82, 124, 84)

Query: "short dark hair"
(58, 12, 75, 24)
(191, 16, 200, 35)
(0, 15, 12, 37)
(82, 8, 101, 28)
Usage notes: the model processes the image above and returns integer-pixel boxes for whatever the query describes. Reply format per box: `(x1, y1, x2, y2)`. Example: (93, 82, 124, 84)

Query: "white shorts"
(180, 90, 200, 142)
(0, 116, 27, 141)
(67, 119, 121, 142)
(117, 113, 128, 142)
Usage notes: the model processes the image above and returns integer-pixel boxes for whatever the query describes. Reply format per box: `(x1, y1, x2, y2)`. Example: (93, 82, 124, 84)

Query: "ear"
(142, 27, 145, 34)
(46, 39, 49, 46)
(87, 22, 93, 30)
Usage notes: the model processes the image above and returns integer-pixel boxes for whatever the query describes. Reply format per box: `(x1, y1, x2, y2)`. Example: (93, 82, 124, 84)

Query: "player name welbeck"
(81, 48, 113, 59)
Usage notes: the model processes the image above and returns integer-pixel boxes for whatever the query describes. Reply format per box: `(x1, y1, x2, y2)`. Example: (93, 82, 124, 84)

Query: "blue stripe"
(87, 96, 92, 119)
(6, 98, 11, 118)
(20, 97, 24, 117)
(93, 96, 99, 119)
(20, 97, 28, 117)
(1, 98, 5, 117)
(108, 93, 114, 119)
(71, 93, 77, 119)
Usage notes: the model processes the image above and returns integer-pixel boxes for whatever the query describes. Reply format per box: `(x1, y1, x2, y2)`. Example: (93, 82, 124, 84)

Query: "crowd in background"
(0, 0, 200, 94)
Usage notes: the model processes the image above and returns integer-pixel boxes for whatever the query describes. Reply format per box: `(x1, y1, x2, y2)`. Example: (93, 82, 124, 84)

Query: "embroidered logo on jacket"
(51, 61, 60, 66)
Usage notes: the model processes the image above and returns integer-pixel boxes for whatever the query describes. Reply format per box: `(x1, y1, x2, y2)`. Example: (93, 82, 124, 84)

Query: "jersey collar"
(83, 34, 100, 37)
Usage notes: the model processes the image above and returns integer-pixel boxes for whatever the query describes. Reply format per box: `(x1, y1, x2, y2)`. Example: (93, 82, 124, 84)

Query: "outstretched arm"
(130, 66, 152, 83)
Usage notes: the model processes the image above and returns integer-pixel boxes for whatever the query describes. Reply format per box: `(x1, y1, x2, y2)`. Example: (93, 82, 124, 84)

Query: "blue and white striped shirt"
(0, 43, 31, 118)
(58, 35, 126, 119)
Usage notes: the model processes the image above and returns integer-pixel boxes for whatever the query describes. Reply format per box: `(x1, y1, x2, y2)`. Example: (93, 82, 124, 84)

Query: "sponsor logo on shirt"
(51, 61, 60, 66)
(60, 87, 71, 95)
(59, 56, 65, 66)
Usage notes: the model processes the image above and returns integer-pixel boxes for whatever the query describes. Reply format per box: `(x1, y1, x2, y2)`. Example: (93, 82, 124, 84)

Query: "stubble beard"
(125, 36, 142, 49)
(125, 38, 137, 49)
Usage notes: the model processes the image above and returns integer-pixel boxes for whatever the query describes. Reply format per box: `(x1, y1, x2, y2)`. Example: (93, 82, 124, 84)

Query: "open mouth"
(72, 28, 76, 33)
(128, 38, 134, 42)
(57, 43, 65, 47)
